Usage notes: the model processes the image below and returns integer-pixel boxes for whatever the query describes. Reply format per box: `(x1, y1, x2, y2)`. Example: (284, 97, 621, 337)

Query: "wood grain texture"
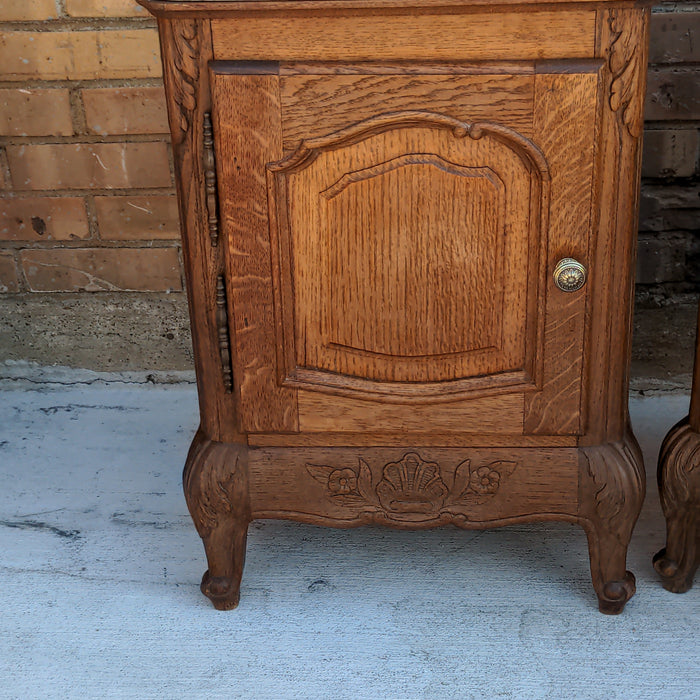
(211, 12, 596, 62)
(249, 446, 579, 525)
(210, 69, 298, 433)
(523, 71, 600, 435)
(297, 391, 524, 433)
(268, 110, 548, 403)
(280, 72, 534, 148)
(279, 61, 537, 75)
(141, 0, 654, 15)
(247, 432, 578, 447)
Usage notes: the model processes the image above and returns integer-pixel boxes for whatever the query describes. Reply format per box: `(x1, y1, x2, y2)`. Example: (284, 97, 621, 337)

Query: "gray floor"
(0, 376, 698, 699)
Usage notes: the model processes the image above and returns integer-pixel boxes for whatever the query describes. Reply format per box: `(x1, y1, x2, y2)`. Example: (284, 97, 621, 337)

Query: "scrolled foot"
(201, 570, 241, 610)
(597, 571, 636, 615)
(653, 548, 696, 594)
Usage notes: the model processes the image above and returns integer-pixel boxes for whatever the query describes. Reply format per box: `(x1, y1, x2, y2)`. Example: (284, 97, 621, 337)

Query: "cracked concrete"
(0, 381, 698, 698)
(0, 293, 193, 374)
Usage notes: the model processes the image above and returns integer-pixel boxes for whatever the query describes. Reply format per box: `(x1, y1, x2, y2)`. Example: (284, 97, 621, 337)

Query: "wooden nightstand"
(654, 301, 700, 593)
(140, 0, 651, 613)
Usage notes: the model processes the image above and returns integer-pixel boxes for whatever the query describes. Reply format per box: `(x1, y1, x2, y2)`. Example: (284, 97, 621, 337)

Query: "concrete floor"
(0, 375, 698, 699)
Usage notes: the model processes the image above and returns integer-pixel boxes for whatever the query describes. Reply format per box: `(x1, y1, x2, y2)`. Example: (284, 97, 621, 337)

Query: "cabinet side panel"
(211, 71, 299, 433)
(159, 19, 241, 442)
(524, 70, 600, 435)
(211, 12, 596, 62)
(582, 8, 648, 444)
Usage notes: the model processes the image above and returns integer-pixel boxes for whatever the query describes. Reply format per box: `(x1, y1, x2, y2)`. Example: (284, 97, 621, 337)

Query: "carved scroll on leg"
(653, 419, 700, 593)
(183, 431, 250, 610)
(579, 431, 645, 614)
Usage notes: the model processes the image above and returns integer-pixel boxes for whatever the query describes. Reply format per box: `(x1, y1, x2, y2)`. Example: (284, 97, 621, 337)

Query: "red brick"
(642, 129, 699, 179)
(6, 142, 172, 190)
(64, 0, 149, 17)
(0, 252, 19, 293)
(645, 68, 700, 121)
(0, 0, 58, 21)
(82, 87, 169, 135)
(0, 88, 73, 137)
(95, 195, 180, 240)
(0, 197, 89, 241)
(20, 247, 182, 292)
(650, 12, 700, 64)
(0, 30, 162, 81)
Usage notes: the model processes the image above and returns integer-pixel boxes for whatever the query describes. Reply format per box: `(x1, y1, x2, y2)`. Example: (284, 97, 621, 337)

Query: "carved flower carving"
(328, 468, 358, 496)
(307, 453, 518, 522)
(468, 466, 501, 495)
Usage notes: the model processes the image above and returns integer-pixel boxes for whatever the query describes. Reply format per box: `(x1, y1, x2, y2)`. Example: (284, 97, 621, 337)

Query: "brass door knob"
(553, 258, 587, 292)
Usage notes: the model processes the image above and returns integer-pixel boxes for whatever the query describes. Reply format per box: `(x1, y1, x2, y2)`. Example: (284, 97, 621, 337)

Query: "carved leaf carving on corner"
(607, 10, 644, 138)
(584, 439, 645, 543)
(198, 455, 239, 534)
(357, 459, 379, 506)
(171, 20, 200, 139)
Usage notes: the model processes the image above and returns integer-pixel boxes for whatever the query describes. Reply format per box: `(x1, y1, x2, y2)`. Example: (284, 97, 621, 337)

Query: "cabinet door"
(210, 62, 599, 436)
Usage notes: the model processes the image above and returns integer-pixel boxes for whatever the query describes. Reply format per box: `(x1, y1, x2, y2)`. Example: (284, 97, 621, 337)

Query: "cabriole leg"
(654, 419, 700, 593)
(579, 433, 645, 614)
(183, 431, 250, 610)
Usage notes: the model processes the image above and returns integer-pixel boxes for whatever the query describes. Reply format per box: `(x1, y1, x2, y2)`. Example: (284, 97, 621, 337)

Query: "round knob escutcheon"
(553, 258, 587, 292)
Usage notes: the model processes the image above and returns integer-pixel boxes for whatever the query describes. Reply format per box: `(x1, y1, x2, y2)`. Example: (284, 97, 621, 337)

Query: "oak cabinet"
(140, 0, 651, 613)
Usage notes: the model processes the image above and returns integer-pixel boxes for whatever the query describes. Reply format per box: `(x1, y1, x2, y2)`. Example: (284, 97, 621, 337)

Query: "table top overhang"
(138, 0, 654, 18)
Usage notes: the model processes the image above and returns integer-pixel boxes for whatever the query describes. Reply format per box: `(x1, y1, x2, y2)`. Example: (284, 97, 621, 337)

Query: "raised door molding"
(267, 110, 550, 401)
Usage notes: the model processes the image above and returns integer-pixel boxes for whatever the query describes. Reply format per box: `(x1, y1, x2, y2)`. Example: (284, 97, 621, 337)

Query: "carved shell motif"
(376, 453, 448, 513)
(307, 452, 517, 521)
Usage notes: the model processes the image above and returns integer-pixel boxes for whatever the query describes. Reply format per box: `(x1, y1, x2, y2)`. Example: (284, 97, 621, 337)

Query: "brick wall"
(638, 3, 700, 304)
(0, 1, 697, 376)
(0, 0, 182, 295)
